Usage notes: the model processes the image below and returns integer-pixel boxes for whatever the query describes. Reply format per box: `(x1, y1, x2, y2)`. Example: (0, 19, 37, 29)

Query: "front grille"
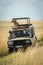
(14, 39, 31, 46)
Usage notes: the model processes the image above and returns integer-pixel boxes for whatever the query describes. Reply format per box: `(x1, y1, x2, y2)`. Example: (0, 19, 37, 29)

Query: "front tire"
(15, 48, 18, 52)
(8, 48, 14, 54)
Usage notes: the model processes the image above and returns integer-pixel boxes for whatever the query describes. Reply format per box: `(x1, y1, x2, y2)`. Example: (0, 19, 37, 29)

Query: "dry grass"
(0, 20, 43, 65)
(0, 47, 43, 65)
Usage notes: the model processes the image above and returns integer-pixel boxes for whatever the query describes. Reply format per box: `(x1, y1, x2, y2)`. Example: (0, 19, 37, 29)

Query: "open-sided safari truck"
(7, 17, 37, 53)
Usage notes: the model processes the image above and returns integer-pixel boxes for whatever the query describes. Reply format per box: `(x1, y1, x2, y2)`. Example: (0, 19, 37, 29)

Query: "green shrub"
(0, 50, 8, 57)
(40, 37, 43, 41)
(36, 37, 43, 47)
(37, 37, 43, 42)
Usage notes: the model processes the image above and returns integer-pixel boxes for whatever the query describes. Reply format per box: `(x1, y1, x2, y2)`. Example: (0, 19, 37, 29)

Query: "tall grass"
(0, 21, 43, 65)
(0, 42, 8, 57)
(39, 36, 43, 41)
(36, 36, 43, 47)
(0, 47, 43, 65)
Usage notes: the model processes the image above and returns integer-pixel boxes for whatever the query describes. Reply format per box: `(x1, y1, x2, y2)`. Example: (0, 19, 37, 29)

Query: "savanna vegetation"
(0, 20, 43, 65)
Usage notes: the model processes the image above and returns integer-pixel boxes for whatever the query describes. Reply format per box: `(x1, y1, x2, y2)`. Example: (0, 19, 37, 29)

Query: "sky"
(0, 0, 43, 20)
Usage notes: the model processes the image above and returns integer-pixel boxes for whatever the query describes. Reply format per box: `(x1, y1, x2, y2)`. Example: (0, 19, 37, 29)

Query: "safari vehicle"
(7, 17, 37, 53)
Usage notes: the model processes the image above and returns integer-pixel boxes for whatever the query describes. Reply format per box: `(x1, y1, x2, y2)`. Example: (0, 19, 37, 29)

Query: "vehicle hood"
(8, 37, 31, 41)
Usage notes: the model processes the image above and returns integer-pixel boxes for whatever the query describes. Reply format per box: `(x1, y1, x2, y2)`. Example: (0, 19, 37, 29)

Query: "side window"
(31, 28, 35, 37)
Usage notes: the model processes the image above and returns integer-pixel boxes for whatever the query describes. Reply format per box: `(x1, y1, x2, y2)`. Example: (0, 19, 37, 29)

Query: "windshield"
(14, 29, 30, 37)
(9, 29, 30, 40)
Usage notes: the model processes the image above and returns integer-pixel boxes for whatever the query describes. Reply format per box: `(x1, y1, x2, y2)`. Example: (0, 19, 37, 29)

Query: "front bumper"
(7, 38, 32, 48)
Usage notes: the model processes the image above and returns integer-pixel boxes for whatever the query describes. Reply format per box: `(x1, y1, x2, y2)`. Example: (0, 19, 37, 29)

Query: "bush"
(40, 37, 43, 41)
(36, 37, 43, 47)
(37, 36, 43, 42)
(0, 49, 8, 57)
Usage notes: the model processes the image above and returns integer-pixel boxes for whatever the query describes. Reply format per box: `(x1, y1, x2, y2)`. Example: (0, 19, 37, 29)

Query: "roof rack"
(12, 17, 29, 20)
(11, 17, 30, 24)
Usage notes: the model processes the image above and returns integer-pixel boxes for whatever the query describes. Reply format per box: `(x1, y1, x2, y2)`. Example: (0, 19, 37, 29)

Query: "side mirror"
(9, 31, 12, 34)
(35, 36, 37, 40)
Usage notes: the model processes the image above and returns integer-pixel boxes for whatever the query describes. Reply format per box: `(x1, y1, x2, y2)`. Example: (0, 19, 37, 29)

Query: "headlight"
(8, 41, 13, 45)
(26, 40, 31, 43)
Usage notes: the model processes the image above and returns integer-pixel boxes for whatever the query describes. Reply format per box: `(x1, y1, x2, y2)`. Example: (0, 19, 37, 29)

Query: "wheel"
(32, 41, 36, 47)
(8, 48, 14, 54)
(15, 48, 18, 52)
(23, 45, 27, 52)
(29, 42, 32, 46)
